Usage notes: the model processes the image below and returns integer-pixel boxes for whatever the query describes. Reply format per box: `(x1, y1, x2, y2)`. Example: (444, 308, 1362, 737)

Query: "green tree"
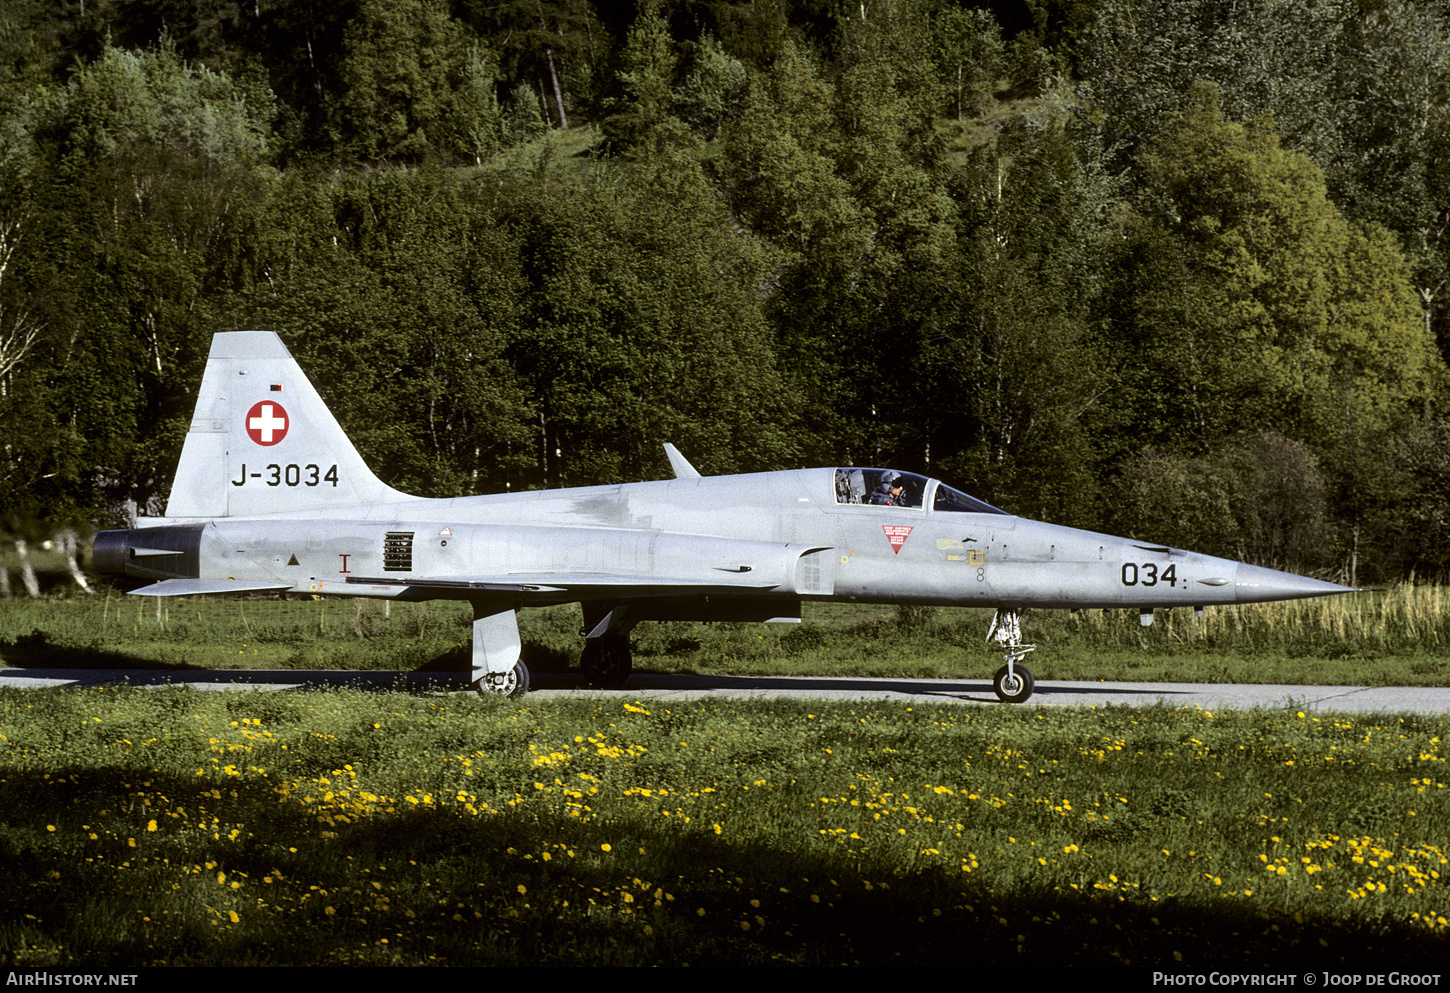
(456, 43, 503, 165)
(504, 153, 796, 485)
(247, 0, 357, 162)
(51, 35, 273, 171)
(454, 0, 605, 128)
(933, 6, 1003, 121)
(600, 0, 688, 157)
(1325, 0, 1450, 356)
(1112, 447, 1237, 555)
(16, 33, 279, 514)
(236, 168, 535, 496)
(677, 33, 747, 140)
(330, 0, 484, 162)
(1129, 84, 1441, 448)
(1110, 83, 1445, 577)
(502, 86, 548, 148)
(1216, 432, 1331, 572)
(1022, 0, 1102, 73)
(1113, 433, 1331, 572)
(1084, 0, 1354, 169)
(1083, 0, 1450, 365)
(719, 40, 853, 255)
(718, 33, 968, 469)
(1386, 418, 1450, 580)
(921, 109, 1120, 525)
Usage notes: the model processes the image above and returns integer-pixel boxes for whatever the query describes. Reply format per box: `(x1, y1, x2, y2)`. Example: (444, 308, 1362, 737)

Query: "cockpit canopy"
(833, 468, 1007, 514)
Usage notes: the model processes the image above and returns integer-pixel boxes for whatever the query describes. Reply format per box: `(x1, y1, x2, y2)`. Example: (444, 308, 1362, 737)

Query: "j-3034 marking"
(231, 463, 339, 487)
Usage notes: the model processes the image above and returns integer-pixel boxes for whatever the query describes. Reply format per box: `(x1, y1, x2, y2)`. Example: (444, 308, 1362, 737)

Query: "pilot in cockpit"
(871, 471, 911, 508)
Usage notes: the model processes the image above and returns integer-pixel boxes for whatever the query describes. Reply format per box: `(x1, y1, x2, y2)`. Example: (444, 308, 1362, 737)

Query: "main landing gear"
(580, 633, 633, 688)
(987, 608, 1036, 704)
(469, 605, 529, 700)
(580, 603, 635, 688)
(476, 660, 530, 699)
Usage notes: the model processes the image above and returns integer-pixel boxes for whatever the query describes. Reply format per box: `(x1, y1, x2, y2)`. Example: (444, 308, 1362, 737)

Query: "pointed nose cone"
(1234, 563, 1355, 604)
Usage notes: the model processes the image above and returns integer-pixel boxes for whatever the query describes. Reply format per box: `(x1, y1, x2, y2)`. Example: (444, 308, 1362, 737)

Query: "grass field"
(0, 688, 1445, 966)
(1, 583, 1448, 966)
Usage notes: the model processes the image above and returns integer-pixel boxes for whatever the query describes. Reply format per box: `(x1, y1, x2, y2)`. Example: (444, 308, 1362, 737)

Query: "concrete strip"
(1, 667, 1447, 713)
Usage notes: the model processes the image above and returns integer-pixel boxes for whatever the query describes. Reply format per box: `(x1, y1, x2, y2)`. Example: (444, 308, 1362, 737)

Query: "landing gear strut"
(987, 608, 1036, 703)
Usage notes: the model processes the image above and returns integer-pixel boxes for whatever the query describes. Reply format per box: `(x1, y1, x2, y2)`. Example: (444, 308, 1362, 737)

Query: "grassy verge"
(2, 585, 1449, 687)
(0, 688, 1445, 966)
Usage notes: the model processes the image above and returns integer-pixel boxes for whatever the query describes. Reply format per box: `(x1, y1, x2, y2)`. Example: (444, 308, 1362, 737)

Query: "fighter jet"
(94, 331, 1354, 702)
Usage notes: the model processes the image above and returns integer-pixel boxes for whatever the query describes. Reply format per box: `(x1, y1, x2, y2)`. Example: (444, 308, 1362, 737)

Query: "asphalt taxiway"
(0, 667, 1446, 713)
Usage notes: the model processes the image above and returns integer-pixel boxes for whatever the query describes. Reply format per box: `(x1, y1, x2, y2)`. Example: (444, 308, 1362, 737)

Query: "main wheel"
(581, 635, 632, 688)
(475, 660, 529, 700)
(992, 663, 1035, 704)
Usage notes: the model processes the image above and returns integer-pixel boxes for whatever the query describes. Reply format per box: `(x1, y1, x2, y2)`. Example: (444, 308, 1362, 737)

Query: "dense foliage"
(2, 0, 1449, 585)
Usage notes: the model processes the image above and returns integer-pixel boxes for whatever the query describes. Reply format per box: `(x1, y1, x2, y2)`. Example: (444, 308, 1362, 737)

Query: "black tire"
(993, 663, 1034, 704)
(581, 635, 632, 688)
(475, 660, 529, 700)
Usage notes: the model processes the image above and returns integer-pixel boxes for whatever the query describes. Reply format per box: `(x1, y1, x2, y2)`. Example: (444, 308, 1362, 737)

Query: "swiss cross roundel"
(245, 401, 289, 446)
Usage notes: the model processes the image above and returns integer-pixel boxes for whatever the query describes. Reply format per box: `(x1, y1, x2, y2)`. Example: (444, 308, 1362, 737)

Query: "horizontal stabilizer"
(130, 578, 292, 596)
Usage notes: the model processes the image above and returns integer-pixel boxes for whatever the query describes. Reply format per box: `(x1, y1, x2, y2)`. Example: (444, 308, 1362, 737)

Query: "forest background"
(1, 0, 1448, 589)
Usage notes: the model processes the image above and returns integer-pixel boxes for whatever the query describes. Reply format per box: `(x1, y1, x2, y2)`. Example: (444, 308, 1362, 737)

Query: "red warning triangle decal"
(882, 525, 913, 554)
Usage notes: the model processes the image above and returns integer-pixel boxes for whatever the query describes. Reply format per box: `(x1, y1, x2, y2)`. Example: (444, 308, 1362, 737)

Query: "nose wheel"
(993, 662, 1035, 703)
(987, 609, 1036, 703)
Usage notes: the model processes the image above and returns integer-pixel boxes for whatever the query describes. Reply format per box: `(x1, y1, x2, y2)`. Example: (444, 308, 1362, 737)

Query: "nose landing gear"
(987, 608, 1036, 703)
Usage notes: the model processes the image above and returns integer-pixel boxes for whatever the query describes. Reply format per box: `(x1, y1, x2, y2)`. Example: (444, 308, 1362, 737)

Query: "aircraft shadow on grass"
(0, 629, 209, 671)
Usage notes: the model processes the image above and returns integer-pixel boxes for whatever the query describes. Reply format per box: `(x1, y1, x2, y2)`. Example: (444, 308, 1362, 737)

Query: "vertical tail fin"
(162, 331, 415, 519)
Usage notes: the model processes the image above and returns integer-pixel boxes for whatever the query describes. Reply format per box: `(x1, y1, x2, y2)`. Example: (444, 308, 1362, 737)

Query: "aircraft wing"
(343, 572, 783, 597)
(129, 578, 294, 596)
(126, 573, 779, 600)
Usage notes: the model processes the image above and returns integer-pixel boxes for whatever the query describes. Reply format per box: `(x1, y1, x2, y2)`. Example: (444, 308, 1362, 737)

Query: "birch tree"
(0, 213, 41, 399)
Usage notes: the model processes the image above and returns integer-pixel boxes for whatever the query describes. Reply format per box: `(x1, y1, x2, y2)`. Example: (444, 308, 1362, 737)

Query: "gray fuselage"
(110, 467, 1327, 614)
